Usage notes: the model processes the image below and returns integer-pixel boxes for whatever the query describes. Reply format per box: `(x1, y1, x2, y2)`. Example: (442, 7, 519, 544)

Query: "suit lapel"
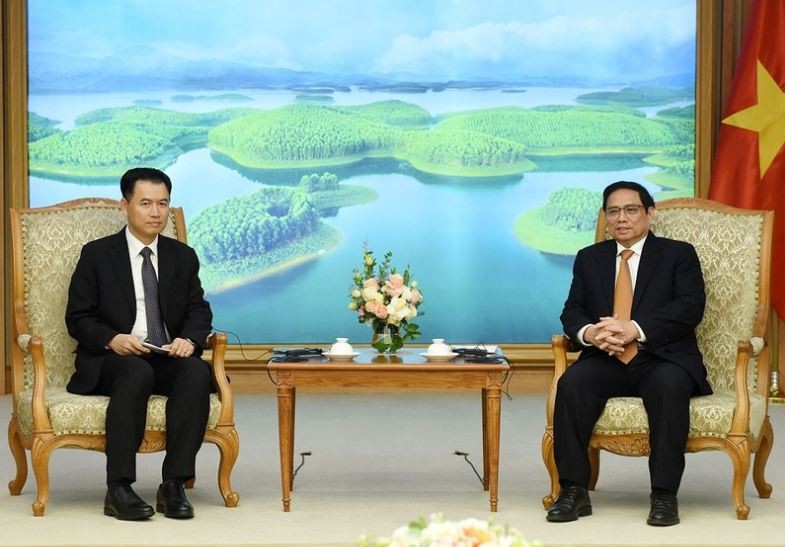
(108, 230, 135, 315)
(595, 240, 617, 311)
(157, 236, 176, 319)
(632, 233, 661, 314)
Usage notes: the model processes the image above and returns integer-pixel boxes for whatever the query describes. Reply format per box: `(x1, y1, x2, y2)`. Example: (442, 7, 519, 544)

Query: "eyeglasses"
(605, 204, 645, 219)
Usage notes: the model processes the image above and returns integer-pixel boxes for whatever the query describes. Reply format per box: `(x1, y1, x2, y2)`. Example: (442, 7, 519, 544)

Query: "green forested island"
(28, 92, 696, 277)
(189, 172, 375, 293)
(28, 98, 692, 181)
(28, 112, 61, 142)
(515, 187, 602, 255)
(28, 106, 254, 178)
(576, 86, 694, 107)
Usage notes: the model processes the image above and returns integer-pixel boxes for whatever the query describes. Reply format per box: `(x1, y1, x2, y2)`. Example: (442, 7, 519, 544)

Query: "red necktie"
(613, 249, 637, 364)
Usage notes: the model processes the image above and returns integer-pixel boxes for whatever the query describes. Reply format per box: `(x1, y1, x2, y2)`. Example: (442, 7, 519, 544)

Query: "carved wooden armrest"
(207, 332, 234, 424)
(729, 340, 752, 436)
(749, 337, 764, 357)
(547, 334, 578, 427)
(16, 334, 33, 352)
(25, 336, 54, 433)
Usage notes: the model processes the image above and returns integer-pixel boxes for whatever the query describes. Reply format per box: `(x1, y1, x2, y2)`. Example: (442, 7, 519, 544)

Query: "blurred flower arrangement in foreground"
(359, 513, 542, 547)
(349, 245, 422, 352)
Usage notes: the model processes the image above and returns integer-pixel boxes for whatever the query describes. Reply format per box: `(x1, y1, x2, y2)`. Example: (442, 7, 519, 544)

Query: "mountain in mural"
(29, 45, 692, 94)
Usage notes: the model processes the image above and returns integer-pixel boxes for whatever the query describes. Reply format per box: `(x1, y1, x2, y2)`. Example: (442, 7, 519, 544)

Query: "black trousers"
(553, 350, 697, 494)
(94, 353, 212, 485)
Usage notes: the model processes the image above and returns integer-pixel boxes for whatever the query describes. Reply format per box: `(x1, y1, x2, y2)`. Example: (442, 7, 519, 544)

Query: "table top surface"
(266, 348, 509, 371)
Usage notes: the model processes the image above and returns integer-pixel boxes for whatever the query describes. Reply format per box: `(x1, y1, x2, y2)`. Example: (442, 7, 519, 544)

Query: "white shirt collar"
(616, 234, 647, 256)
(125, 226, 159, 257)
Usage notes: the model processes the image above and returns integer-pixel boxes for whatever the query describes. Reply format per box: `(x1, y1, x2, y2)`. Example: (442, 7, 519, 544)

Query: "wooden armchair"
(541, 197, 774, 519)
(8, 198, 240, 516)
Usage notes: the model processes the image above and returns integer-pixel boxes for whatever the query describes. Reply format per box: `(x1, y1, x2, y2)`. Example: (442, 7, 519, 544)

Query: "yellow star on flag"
(722, 60, 785, 177)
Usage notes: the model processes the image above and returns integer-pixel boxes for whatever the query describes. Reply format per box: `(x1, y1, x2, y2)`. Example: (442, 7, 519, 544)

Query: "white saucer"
(323, 352, 359, 361)
(420, 352, 459, 362)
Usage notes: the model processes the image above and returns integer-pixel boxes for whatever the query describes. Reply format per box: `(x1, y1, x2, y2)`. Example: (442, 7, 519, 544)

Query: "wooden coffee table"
(267, 350, 509, 511)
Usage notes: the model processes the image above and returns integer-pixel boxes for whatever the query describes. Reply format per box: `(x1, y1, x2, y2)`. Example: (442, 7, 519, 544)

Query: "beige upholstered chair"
(541, 197, 774, 519)
(8, 198, 240, 516)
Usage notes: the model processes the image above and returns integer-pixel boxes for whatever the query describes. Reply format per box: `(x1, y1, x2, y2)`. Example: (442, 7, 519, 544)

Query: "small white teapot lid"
(427, 338, 451, 355)
(330, 338, 353, 355)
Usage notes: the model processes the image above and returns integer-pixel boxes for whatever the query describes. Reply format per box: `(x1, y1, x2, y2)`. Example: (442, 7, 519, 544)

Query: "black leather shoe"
(104, 483, 154, 521)
(546, 485, 592, 522)
(647, 492, 680, 526)
(156, 480, 194, 519)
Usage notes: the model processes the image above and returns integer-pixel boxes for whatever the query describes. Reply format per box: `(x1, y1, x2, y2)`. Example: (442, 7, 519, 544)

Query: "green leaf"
(371, 339, 389, 352)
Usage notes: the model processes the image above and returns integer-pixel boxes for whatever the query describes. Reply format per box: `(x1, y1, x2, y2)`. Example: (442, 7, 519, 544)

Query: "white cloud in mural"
(153, 35, 301, 70)
(221, 34, 302, 69)
(375, 4, 694, 80)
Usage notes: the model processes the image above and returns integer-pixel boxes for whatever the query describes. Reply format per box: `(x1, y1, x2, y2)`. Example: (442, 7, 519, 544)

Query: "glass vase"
(371, 324, 398, 352)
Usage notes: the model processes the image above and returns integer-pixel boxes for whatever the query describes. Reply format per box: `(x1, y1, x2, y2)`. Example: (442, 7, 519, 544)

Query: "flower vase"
(371, 324, 398, 353)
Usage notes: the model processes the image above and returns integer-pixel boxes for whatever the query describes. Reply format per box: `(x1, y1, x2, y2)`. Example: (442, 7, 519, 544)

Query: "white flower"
(362, 514, 537, 547)
(352, 289, 362, 298)
(400, 285, 412, 301)
(362, 287, 384, 304)
(386, 295, 412, 325)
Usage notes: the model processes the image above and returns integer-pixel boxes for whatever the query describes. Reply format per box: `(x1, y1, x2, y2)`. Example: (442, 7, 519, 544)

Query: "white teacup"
(427, 338, 451, 355)
(329, 338, 353, 355)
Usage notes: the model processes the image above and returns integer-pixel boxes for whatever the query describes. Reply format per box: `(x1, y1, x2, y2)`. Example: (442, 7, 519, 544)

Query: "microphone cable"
(454, 450, 484, 486)
(212, 328, 275, 384)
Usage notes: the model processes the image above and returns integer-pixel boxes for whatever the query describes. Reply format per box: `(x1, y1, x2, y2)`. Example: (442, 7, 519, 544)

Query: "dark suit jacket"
(65, 229, 213, 395)
(560, 232, 712, 395)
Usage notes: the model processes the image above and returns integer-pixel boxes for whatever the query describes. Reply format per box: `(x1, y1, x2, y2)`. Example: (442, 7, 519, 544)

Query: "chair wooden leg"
(541, 429, 559, 509)
(588, 446, 600, 491)
(209, 428, 240, 508)
(728, 441, 751, 520)
(30, 439, 54, 516)
(7, 418, 28, 495)
(752, 417, 773, 499)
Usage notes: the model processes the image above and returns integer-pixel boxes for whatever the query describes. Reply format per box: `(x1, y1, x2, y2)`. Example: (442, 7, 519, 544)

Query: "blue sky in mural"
(29, 0, 695, 83)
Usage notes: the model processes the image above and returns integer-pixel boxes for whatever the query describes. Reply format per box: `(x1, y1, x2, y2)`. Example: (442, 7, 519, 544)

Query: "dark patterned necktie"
(140, 247, 168, 347)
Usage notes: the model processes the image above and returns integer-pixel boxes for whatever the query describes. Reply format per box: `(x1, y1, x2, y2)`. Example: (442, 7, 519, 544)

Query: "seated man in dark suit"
(65, 167, 213, 520)
(547, 181, 711, 526)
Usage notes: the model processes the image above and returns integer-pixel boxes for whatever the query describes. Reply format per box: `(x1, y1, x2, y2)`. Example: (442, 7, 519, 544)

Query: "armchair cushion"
(594, 390, 767, 441)
(16, 388, 223, 437)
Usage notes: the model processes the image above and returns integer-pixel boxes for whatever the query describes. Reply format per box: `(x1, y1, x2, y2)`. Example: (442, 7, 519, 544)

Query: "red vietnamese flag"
(708, 0, 785, 319)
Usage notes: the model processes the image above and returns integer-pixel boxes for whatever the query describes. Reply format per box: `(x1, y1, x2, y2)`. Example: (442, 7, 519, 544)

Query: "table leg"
(290, 388, 296, 492)
(481, 388, 489, 491)
(277, 384, 295, 511)
(485, 382, 502, 512)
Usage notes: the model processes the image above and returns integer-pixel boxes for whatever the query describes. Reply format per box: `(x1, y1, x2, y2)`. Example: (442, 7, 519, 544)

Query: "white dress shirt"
(577, 235, 648, 345)
(125, 227, 169, 342)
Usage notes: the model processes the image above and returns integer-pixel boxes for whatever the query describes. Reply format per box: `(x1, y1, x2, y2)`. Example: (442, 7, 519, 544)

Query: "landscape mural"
(27, 0, 697, 344)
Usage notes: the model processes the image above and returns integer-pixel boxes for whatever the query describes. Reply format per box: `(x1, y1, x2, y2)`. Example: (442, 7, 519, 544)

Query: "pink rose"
(365, 301, 389, 319)
(385, 273, 405, 296)
(409, 288, 422, 304)
(363, 278, 379, 291)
